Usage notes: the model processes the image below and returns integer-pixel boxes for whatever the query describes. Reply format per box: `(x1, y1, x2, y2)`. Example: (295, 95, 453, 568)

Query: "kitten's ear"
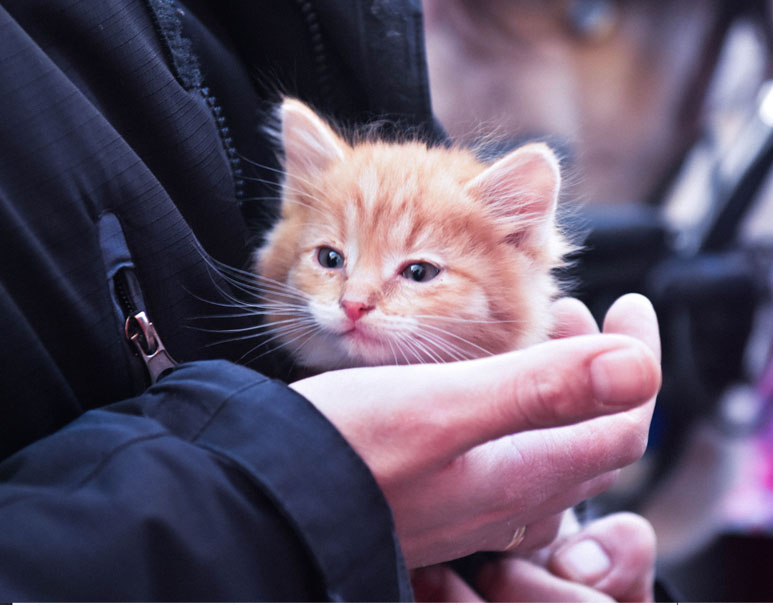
(280, 98, 347, 176)
(465, 143, 561, 250)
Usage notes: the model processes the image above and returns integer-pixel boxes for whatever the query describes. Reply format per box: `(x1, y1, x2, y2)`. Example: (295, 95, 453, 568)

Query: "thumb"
(291, 332, 660, 475)
(415, 333, 660, 466)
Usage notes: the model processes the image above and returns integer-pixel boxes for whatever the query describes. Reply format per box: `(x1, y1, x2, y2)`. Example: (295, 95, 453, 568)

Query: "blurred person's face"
(423, 0, 723, 205)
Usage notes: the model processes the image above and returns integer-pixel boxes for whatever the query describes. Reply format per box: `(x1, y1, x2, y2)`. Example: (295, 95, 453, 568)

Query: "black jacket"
(0, 0, 434, 600)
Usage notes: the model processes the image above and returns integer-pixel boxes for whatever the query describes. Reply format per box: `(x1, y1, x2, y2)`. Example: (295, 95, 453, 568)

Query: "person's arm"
(0, 361, 410, 602)
(1, 295, 657, 601)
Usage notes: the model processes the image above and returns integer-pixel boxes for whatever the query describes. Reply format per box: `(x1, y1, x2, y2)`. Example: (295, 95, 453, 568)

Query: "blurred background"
(422, 0, 773, 600)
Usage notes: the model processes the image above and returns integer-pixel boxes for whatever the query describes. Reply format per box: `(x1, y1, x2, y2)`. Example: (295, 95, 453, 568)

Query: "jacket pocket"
(98, 212, 177, 389)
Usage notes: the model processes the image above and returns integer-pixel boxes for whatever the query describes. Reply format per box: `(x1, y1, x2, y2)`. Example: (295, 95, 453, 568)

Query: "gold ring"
(504, 525, 527, 550)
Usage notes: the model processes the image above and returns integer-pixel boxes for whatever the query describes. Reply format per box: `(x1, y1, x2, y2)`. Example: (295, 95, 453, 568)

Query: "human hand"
(412, 511, 656, 602)
(411, 297, 659, 602)
(290, 293, 660, 568)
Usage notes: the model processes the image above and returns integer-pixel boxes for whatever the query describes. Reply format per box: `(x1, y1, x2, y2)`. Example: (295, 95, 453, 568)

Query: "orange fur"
(254, 99, 572, 371)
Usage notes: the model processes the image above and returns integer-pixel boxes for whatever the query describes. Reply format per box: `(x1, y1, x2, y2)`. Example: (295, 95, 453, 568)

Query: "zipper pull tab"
(125, 311, 178, 384)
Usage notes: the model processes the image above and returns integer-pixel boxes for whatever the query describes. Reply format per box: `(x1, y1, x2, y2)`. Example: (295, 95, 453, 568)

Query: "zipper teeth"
(113, 269, 138, 317)
(200, 86, 245, 202)
(296, 0, 334, 105)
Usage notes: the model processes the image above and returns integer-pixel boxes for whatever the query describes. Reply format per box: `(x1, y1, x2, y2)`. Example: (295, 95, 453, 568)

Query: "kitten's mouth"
(342, 324, 381, 345)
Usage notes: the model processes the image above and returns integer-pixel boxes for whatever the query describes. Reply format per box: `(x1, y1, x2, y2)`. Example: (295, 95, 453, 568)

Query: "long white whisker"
(413, 313, 521, 325)
(189, 301, 310, 319)
(194, 315, 313, 335)
(285, 327, 326, 364)
(383, 331, 408, 364)
(416, 325, 474, 360)
(235, 320, 317, 364)
(386, 335, 400, 366)
(418, 323, 496, 358)
(236, 154, 286, 174)
(218, 272, 310, 303)
(205, 318, 318, 349)
(209, 274, 311, 314)
(396, 334, 430, 365)
(199, 252, 309, 300)
(186, 298, 302, 314)
(242, 323, 322, 366)
(411, 333, 447, 364)
(238, 155, 331, 200)
(237, 195, 283, 203)
(414, 329, 469, 363)
(239, 175, 327, 211)
(249, 275, 310, 300)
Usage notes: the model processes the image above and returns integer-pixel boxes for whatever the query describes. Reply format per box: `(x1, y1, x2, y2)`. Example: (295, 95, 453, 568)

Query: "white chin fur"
(291, 330, 393, 371)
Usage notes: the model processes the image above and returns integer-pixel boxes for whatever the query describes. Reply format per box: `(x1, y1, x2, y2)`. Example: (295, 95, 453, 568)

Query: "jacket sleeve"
(0, 361, 412, 602)
(0, 0, 420, 600)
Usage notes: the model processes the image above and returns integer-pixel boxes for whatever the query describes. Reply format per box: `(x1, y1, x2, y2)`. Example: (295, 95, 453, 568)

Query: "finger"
(398, 452, 620, 567)
(603, 293, 661, 360)
(477, 557, 614, 602)
(411, 565, 484, 602)
(498, 513, 565, 555)
(550, 297, 599, 339)
(476, 471, 620, 554)
(549, 512, 657, 602)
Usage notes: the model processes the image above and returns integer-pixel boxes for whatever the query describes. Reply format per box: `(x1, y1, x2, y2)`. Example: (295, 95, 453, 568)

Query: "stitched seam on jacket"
(142, 0, 245, 202)
(189, 375, 270, 442)
(142, 0, 202, 90)
(0, 372, 267, 510)
(0, 432, 169, 510)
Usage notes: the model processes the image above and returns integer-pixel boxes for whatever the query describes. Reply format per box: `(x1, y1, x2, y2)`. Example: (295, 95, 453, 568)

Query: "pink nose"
(341, 300, 373, 322)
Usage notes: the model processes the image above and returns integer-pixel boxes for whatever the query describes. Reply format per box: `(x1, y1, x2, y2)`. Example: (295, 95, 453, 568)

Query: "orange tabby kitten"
(253, 99, 571, 371)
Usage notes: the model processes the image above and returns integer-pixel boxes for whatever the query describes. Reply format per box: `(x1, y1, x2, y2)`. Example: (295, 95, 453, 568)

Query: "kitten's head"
(255, 98, 572, 371)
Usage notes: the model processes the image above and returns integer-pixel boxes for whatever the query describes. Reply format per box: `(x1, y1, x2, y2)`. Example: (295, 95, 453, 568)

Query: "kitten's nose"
(341, 300, 373, 322)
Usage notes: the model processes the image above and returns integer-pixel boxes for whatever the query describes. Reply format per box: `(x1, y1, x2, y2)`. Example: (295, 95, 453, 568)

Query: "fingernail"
(555, 539, 611, 583)
(590, 347, 653, 406)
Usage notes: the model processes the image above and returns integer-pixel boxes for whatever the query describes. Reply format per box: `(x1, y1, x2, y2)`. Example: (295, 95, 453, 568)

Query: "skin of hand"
(290, 293, 661, 569)
(412, 511, 656, 602)
(413, 296, 659, 602)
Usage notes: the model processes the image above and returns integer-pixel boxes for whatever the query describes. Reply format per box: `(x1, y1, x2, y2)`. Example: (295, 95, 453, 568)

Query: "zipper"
(114, 268, 177, 385)
(296, 0, 334, 106)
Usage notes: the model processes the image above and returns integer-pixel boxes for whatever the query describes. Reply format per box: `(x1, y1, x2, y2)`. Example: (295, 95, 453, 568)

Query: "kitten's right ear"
(280, 98, 347, 176)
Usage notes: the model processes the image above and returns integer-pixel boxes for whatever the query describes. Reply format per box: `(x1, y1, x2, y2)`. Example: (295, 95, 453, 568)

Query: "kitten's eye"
(401, 262, 440, 283)
(317, 246, 345, 269)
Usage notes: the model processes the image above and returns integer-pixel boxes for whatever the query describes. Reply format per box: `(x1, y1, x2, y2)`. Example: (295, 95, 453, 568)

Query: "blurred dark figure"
(424, 0, 773, 600)
(424, 0, 769, 205)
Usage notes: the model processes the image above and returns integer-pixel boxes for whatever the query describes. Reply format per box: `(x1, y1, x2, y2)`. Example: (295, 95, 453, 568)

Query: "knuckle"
(517, 369, 567, 427)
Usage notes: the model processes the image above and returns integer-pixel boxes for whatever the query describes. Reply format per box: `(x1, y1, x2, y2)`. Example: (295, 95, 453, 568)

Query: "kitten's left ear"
(465, 143, 561, 250)
(280, 98, 347, 176)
